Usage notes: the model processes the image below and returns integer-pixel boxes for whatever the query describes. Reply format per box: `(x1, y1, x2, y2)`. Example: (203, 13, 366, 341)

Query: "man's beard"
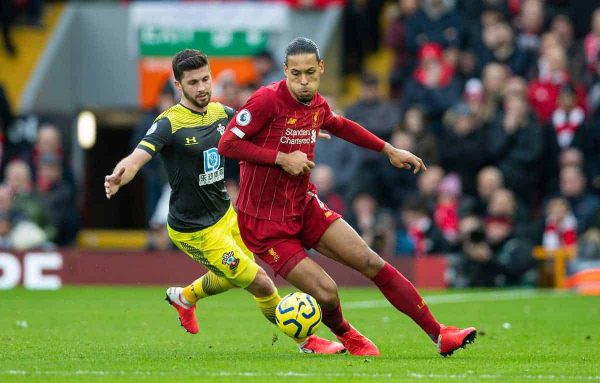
(183, 89, 210, 109)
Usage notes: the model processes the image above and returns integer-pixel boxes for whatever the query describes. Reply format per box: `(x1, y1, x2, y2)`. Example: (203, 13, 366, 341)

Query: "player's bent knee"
(361, 251, 385, 277)
(246, 268, 276, 297)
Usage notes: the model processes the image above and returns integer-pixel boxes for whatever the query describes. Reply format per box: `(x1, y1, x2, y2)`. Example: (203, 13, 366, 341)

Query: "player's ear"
(318, 60, 324, 74)
(174, 80, 182, 91)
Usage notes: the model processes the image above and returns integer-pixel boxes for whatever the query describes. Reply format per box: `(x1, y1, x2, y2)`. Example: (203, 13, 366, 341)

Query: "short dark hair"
(284, 37, 321, 65)
(172, 49, 209, 81)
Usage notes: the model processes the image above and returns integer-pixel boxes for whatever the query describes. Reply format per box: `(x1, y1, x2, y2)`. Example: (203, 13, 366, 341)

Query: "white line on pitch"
(2, 370, 599, 380)
(344, 289, 574, 309)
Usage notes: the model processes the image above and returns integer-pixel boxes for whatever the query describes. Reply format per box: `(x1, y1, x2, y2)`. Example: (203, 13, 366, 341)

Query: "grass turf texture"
(1, 287, 598, 383)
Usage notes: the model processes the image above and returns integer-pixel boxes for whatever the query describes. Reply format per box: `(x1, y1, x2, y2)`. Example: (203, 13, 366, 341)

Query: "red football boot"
(165, 287, 199, 334)
(437, 325, 477, 357)
(336, 326, 380, 356)
(299, 335, 346, 354)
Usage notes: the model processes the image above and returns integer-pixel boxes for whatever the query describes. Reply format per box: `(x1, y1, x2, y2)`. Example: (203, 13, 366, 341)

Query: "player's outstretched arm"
(324, 114, 425, 173)
(381, 142, 426, 174)
(104, 149, 152, 199)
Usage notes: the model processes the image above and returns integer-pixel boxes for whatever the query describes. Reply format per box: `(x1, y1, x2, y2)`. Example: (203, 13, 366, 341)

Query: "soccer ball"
(275, 292, 322, 339)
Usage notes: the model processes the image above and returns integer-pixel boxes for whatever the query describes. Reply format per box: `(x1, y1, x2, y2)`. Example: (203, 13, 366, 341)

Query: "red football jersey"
(226, 80, 332, 221)
(219, 80, 385, 222)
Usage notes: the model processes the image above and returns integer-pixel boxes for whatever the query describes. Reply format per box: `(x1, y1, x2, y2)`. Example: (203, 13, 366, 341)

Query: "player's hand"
(382, 143, 426, 174)
(318, 130, 331, 140)
(104, 167, 125, 199)
(275, 150, 315, 176)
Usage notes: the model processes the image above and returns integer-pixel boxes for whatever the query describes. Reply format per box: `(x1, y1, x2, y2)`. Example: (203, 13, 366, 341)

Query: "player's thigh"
(315, 218, 384, 278)
(167, 223, 258, 288)
(285, 256, 340, 309)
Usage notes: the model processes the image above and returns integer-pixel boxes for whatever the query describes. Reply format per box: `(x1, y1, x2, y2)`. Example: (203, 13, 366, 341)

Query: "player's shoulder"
(254, 80, 285, 100)
(155, 104, 184, 125)
(207, 102, 235, 119)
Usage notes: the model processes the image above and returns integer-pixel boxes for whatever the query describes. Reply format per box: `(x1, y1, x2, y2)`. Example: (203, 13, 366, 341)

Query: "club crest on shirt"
(236, 109, 252, 126)
(222, 251, 239, 270)
(217, 123, 225, 135)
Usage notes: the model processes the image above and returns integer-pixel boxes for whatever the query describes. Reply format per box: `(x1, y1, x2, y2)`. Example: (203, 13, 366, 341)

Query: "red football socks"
(321, 303, 352, 336)
(372, 262, 441, 340)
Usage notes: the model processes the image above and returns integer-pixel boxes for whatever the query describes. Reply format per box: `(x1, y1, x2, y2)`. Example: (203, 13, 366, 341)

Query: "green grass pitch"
(1, 287, 599, 382)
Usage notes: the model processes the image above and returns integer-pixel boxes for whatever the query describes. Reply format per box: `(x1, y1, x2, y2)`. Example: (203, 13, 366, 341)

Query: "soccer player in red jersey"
(219, 37, 476, 357)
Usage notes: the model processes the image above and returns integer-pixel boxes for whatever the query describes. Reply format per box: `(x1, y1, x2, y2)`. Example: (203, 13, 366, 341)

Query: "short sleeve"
(136, 117, 172, 156)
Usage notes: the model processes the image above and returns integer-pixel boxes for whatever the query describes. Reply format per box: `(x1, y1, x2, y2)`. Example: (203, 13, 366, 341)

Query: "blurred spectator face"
(404, 107, 426, 134)
(424, 0, 444, 12)
(360, 73, 380, 102)
(221, 80, 241, 108)
(157, 91, 175, 113)
(0, 185, 13, 211)
(310, 165, 335, 195)
(551, 15, 574, 47)
(546, 197, 570, 222)
(0, 213, 12, 237)
(459, 215, 483, 242)
(38, 158, 62, 186)
(391, 130, 415, 151)
(459, 51, 477, 77)
(255, 53, 275, 78)
(443, 47, 460, 69)
(485, 216, 513, 244)
(520, 0, 544, 34)
(452, 111, 476, 136)
(560, 166, 586, 197)
(504, 96, 528, 121)
(559, 148, 584, 169)
(417, 165, 444, 196)
(5, 160, 33, 194)
(36, 124, 61, 155)
(539, 32, 561, 57)
(503, 76, 527, 100)
(483, 63, 508, 97)
(487, 188, 516, 217)
(481, 9, 503, 29)
(477, 166, 504, 200)
(401, 206, 429, 228)
(399, 0, 419, 15)
(495, 22, 514, 46)
(545, 46, 568, 73)
(352, 193, 378, 227)
(558, 87, 576, 110)
(592, 9, 600, 36)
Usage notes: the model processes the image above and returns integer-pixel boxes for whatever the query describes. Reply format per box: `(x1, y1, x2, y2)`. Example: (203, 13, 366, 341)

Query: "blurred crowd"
(327, 0, 600, 287)
(0, 84, 79, 251)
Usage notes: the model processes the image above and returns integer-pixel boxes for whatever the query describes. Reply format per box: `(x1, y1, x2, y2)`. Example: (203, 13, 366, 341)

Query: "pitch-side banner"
(129, 2, 290, 109)
(0, 251, 446, 290)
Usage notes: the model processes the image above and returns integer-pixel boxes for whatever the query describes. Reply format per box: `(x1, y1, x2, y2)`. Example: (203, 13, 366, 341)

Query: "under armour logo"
(185, 137, 198, 145)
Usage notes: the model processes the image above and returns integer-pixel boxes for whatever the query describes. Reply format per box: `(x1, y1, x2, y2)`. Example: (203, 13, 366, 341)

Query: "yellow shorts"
(167, 205, 258, 288)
